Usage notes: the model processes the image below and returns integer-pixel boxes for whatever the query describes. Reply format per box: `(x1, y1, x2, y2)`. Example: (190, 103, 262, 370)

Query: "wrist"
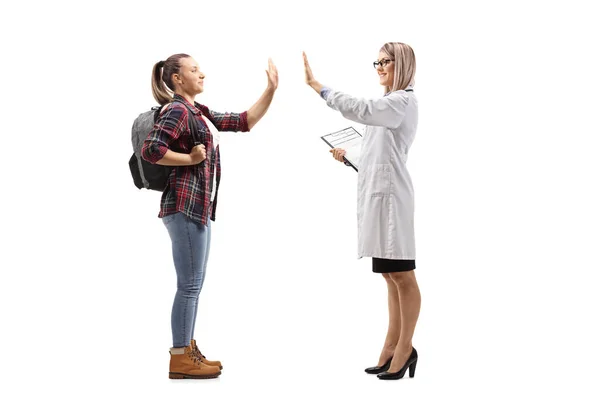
(310, 80, 323, 93)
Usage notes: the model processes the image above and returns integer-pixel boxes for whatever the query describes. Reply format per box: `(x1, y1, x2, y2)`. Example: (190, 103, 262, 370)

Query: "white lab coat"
(324, 88, 418, 259)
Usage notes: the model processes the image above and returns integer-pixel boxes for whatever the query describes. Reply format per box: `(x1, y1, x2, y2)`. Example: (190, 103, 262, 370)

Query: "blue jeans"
(162, 212, 211, 348)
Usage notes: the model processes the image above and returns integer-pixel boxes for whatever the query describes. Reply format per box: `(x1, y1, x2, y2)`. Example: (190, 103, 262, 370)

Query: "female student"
(303, 43, 421, 380)
(142, 53, 278, 379)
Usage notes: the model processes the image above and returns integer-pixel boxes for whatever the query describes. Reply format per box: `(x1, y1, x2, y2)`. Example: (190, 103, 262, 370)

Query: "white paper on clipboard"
(321, 126, 362, 171)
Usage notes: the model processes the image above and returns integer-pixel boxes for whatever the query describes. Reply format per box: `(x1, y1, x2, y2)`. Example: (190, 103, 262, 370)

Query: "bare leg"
(377, 273, 402, 365)
(388, 270, 421, 372)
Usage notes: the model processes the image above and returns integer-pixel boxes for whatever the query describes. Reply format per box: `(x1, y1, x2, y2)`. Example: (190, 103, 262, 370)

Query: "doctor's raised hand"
(303, 51, 322, 92)
(302, 44, 422, 381)
(303, 52, 346, 164)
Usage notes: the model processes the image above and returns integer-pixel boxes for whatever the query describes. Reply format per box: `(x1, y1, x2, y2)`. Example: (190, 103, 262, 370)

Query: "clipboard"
(321, 126, 362, 172)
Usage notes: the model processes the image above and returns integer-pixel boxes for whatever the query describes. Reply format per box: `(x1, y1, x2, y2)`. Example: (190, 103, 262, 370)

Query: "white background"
(1, 0, 599, 398)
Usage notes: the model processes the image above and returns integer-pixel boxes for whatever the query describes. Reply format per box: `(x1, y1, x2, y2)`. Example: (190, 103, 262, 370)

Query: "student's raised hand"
(329, 148, 347, 163)
(266, 58, 278, 91)
(190, 144, 207, 164)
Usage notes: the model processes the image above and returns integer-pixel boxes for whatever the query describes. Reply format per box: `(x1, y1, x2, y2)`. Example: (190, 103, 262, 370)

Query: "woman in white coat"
(303, 42, 421, 380)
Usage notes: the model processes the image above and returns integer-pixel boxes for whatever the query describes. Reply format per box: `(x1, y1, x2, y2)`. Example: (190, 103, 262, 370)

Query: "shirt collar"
(385, 83, 415, 97)
(173, 94, 201, 115)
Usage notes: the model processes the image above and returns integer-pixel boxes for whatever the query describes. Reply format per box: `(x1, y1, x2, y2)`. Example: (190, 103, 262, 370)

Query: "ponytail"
(151, 53, 191, 106)
(151, 60, 172, 105)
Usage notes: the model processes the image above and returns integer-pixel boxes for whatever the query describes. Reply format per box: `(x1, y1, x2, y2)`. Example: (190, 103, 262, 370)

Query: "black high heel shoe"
(377, 347, 418, 380)
(365, 357, 392, 374)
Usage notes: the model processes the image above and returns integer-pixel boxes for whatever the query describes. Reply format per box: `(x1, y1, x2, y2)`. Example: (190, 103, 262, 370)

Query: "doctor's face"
(375, 51, 395, 87)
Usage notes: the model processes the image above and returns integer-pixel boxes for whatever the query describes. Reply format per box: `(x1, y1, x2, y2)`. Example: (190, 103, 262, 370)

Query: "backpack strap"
(172, 99, 202, 145)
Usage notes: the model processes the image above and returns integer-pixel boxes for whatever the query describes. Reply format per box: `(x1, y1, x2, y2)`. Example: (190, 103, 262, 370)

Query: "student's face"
(376, 51, 395, 87)
(175, 57, 205, 95)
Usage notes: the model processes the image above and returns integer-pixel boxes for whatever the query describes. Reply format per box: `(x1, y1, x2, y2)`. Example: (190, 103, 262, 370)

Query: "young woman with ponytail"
(141, 53, 278, 379)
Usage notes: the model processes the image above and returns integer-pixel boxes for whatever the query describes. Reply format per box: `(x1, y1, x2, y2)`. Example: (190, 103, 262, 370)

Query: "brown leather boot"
(169, 345, 221, 379)
(191, 339, 223, 370)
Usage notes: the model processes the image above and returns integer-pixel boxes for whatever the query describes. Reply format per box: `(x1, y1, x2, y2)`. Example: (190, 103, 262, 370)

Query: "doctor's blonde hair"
(380, 42, 416, 94)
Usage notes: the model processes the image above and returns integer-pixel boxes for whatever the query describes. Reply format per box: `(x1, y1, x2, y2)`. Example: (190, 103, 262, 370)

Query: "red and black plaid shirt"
(141, 94, 249, 225)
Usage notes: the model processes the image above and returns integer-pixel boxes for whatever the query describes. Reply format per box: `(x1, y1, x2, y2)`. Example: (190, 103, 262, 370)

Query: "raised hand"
(303, 52, 324, 94)
(266, 58, 279, 91)
(303, 51, 315, 85)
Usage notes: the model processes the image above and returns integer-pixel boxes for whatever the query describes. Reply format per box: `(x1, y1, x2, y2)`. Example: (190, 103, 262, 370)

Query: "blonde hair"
(380, 42, 416, 94)
(151, 53, 190, 106)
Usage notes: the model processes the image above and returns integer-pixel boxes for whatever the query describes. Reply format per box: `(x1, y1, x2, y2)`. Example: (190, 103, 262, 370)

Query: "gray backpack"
(128, 101, 199, 191)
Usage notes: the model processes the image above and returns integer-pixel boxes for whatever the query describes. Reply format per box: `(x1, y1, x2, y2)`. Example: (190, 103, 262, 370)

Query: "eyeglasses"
(373, 58, 394, 69)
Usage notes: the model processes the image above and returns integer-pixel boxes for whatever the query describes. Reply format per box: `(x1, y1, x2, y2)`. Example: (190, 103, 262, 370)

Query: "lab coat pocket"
(366, 164, 391, 197)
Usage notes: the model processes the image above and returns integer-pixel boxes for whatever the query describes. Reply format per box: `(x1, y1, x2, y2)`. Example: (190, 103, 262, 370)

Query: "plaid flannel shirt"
(141, 94, 249, 225)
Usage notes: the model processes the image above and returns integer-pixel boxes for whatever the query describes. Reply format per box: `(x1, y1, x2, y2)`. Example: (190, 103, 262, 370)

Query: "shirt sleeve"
(323, 89, 409, 129)
(204, 109, 249, 132)
(320, 86, 332, 100)
(141, 103, 187, 164)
